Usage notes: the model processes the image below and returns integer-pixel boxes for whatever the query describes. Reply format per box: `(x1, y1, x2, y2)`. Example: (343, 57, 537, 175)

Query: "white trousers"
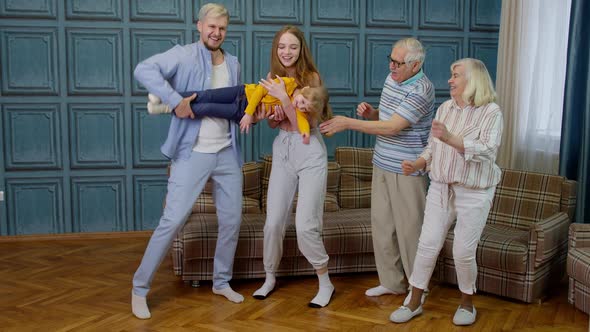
(409, 181, 495, 295)
(263, 129, 329, 272)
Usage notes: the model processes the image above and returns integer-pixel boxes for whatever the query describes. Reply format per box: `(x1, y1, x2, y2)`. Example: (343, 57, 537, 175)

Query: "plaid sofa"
(567, 223, 590, 314)
(172, 147, 376, 282)
(434, 169, 577, 303)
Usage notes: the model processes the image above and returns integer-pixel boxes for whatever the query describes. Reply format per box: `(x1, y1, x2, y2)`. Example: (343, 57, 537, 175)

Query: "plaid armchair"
(567, 223, 590, 314)
(435, 169, 577, 303)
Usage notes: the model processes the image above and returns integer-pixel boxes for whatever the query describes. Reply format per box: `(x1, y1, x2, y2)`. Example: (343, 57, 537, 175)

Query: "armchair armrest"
(530, 212, 570, 267)
(569, 222, 590, 250)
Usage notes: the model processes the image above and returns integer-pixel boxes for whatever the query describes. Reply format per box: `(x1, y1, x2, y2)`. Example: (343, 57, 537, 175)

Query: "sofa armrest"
(530, 212, 570, 268)
(569, 223, 590, 250)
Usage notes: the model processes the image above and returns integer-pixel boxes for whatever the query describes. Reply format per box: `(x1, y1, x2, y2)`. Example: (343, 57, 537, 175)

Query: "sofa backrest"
(487, 169, 577, 230)
(335, 147, 374, 209)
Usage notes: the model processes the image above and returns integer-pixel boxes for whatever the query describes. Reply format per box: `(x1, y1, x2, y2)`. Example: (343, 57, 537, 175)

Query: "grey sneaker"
(389, 305, 423, 323)
(452, 305, 477, 326)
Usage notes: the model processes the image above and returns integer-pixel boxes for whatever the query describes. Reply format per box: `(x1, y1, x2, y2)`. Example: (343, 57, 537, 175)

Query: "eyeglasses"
(387, 55, 406, 68)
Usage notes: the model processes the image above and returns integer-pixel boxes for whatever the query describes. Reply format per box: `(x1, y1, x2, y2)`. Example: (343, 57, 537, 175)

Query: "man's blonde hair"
(451, 58, 496, 107)
(198, 3, 229, 21)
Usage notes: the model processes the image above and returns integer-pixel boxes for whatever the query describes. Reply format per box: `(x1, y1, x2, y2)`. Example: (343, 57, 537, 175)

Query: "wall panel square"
(6, 178, 64, 235)
(1, 28, 59, 95)
(366, 0, 412, 28)
(67, 29, 123, 95)
(312, 33, 358, 96)
(419, 0, 463, 30)
(312, 0, 359, 26)
(253, 0, 303, 24)
(71, 176, 125, 232)
(66, 0, 122, 20)
(130, 0, 184, 22)
(470, 0, 501, 31)
(3, 104, 61, 170)
(0, 0, 56, 18)
(69, 104, 125, 168)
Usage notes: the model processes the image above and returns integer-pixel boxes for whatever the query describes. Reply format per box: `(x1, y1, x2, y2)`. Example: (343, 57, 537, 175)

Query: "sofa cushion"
(441, 224, 529, 274)
(335, 147, 373, 209)
(261, 155, 340, 212)
(568, 247, 590, 286)
(487, 169, 565, 231)
(175, 208, 376, 279)
(192, 162, 262, 214)
(179, 208, 373, 261)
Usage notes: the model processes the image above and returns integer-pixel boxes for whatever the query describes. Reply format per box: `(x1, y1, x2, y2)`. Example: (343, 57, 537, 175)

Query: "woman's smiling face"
(277, 32, 301, 69)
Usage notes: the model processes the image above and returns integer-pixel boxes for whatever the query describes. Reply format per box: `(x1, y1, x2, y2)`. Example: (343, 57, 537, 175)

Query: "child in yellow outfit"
(147, 77, 314, 144)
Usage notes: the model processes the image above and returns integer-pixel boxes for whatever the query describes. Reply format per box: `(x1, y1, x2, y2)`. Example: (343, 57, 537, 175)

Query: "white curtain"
(496, 0, 572, 174)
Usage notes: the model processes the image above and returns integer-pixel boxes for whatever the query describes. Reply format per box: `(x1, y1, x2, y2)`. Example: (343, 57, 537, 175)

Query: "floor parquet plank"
(0, 234, 588, 332)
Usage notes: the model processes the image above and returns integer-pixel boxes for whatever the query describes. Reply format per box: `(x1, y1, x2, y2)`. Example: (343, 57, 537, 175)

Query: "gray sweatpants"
(263, 128, 329, 272)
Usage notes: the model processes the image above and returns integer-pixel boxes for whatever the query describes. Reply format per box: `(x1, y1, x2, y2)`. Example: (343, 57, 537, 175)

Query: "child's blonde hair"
(299, 86, 332, 122)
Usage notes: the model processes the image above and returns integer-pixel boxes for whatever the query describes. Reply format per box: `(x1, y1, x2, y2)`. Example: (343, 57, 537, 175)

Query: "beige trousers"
(371, 166, 428, 293)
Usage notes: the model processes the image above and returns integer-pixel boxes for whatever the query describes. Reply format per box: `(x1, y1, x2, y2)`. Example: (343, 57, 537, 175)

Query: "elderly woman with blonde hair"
(390, 58, 503, 326)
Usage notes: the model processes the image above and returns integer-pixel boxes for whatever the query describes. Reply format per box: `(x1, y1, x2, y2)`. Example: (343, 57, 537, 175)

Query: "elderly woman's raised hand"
(431, 120, 451, 142)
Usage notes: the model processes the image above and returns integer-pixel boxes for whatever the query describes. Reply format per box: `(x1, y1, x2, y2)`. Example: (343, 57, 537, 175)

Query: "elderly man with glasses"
(320, 37, 435, 304)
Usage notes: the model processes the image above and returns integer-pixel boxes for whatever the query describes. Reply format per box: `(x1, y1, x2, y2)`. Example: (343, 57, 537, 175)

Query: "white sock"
(309, 272, 334, 308)
(147, 101, 171, 114)
(253, 273, 276, 299)
(365, 285, 396, 297)
(148, 93, 161, 104)
(212, 286, 244, 303)
(131, 291, 151, 319)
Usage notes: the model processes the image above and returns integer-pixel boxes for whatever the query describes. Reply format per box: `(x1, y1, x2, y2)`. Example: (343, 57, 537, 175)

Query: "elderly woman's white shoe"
(389, 305, 423, 323)
(452, 306, 477, 326)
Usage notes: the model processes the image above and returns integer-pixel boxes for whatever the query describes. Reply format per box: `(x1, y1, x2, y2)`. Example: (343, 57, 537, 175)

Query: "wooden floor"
(0, 233, 588, 332)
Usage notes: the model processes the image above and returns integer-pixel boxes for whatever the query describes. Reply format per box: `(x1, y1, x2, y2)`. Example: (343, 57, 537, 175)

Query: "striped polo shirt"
(373, 70, 435, 174)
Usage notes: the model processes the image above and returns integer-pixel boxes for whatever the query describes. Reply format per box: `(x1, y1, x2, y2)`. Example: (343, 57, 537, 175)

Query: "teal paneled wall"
(0, 0, 500, 235)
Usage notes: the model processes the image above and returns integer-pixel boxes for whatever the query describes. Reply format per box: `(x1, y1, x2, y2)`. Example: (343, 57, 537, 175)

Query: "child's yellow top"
(243, 77, 298, 111)
(243, 77, 310, 138)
